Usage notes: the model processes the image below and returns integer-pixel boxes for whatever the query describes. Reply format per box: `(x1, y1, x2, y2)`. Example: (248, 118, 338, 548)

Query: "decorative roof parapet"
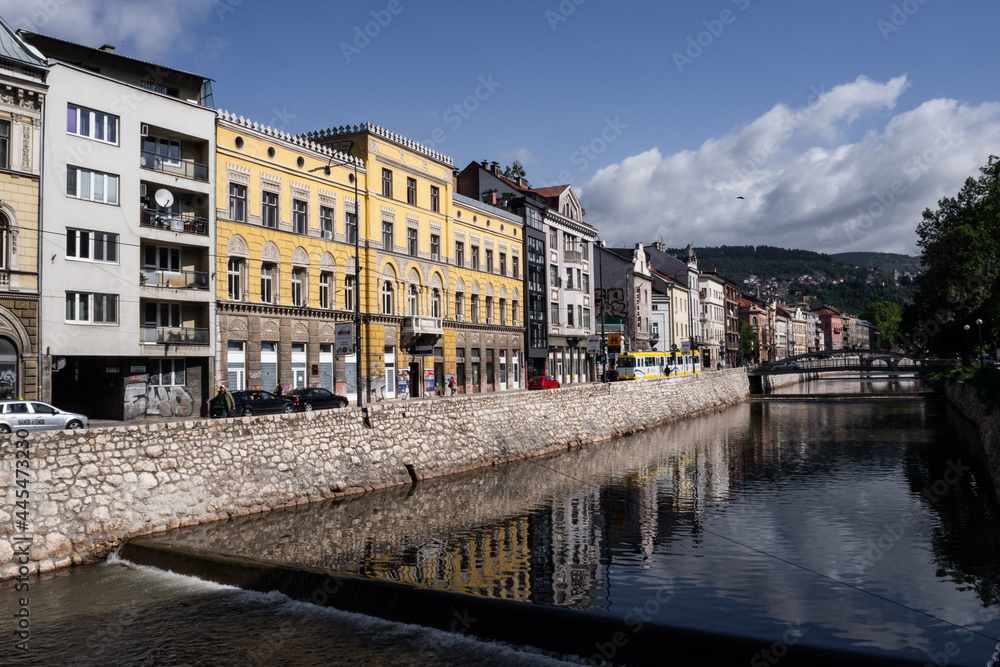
(304, 122, 453, 168)
(216, 109, 364, 170)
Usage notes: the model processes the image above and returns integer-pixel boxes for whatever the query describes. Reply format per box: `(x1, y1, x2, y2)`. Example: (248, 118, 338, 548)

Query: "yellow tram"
(613, 351, 702, 380)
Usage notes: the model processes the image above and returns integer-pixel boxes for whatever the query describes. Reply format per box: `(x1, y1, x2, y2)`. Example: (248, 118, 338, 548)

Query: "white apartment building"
(22, 31, 216, 420)
(698, 272, 726, 368)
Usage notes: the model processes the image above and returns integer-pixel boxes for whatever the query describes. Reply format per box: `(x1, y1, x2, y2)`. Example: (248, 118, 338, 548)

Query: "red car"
(527, 375, 560, 390)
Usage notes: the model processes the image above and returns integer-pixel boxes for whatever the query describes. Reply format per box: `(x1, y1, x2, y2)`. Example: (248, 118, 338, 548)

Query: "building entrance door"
(409, 362, 420, 398)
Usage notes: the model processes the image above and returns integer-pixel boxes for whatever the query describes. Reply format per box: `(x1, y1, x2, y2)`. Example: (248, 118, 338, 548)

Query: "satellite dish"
(154, 188, 174, 208)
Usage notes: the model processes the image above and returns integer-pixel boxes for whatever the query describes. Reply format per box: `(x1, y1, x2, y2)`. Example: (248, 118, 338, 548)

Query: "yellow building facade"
(306, 123, 525, 397)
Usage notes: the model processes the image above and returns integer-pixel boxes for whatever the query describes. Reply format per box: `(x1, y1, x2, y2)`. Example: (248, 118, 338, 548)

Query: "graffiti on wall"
(595, 287, 628, 320)
(124, 383, 196, 420)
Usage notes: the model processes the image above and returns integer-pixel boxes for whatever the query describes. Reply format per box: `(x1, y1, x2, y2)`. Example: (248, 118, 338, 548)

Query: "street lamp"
(976, 318, 984, 368)
(963, 323, 971, 367)
(311, 151, 363, 407)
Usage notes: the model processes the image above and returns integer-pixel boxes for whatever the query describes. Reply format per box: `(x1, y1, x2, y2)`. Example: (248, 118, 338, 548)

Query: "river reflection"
(6, 389, 1000, 665)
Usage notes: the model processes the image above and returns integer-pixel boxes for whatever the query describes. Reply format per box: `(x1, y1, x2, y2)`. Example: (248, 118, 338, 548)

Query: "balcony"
(140, 268, 209, 290)
(140, 208, 208, 236)
(401, 316, 443, 350)
(563, 249, 583, 264)
(142, 326, 209, 345)
(140, 150, 209, 181)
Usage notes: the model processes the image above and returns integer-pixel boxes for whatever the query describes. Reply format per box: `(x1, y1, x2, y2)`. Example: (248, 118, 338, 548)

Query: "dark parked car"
(283, 387, 349, 411)
(231, 390, 295, 417)
(527, 375, 560, 390)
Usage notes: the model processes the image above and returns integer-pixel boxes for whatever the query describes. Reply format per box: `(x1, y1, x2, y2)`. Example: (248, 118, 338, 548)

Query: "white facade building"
(22, 31, 216, 420)
(698, 272, 726, 368)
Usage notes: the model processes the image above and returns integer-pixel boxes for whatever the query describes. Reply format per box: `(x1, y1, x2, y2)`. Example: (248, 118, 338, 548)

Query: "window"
(550, 303, 560, 326)
(382, 168, 393, 198)
(228, 258, 244, 300)
(471, 245, 480, 271)
(486, 249, 493, 273)
(291, 268, 305, 306)
(142, 136, 180, 166)
(293, 199, 308, 235)
(455, 241, 464, 267)
(499, 252, 506, 276)
(262, 191, 278, 228)
(0, 215, 8, 270)
(430, 186, 440, 212)
(431, 288, 441, 318)
(382, 279, 394, 314)
(455, 291, 464, 320)
(430, 234, 440, 261)
(567, 305, 574, 327)
(563, 234, 575, 252)
(66, 229, 118, 263)
(407, 177, 416, 205)
(143, 245, 180, 272)
(229, 183, 247, 222)
(513, 255, 520, 279)
(65, 292, 117, 324)
(471, 294, 480, 323)
(320, 206, 334, 239)
(150, 359, 185, 386)
(345, 210, 357, 244)
(66, 166, 119, 204)
(0, 120, 8, 169)
(526, 207, 543, 231)
(549, 228, 557, 249)
(499, 298, 506, 325)
(407, 228, 418, 256)
(382, 221, 394, 250)
(583, 243, 590, 260)
(345, 275, 356, 311)
(408, 284, 418, 316)
(319, 272, 331, 309)
(486, 296, 494, 323)
(261, 263, 274, 303)
(583, 273, 590, 293)
(66, 104, 118, 144)
(565, 268, 574, 289)
(550, 264, 559, 287)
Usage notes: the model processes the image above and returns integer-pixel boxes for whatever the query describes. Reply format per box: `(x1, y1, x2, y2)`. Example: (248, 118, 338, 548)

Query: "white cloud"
(581, 76, 1000, 255)
(501, 147, 539, 166)
(3, 0, 217, 61)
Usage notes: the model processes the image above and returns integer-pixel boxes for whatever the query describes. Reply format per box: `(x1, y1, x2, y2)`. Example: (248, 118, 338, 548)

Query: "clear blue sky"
(7, 0, 1000, 255)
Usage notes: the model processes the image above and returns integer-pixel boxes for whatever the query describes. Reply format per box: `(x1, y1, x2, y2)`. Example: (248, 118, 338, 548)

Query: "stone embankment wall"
(944, 381, 1000, 493)
(0, 369, 749, 579)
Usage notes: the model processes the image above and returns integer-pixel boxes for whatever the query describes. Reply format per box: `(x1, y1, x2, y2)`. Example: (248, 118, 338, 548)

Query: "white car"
(0, 400, 88, 433)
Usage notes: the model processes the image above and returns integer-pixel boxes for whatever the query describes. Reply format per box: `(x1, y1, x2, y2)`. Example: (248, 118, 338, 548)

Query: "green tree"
(739, 320, 759, 364)
(503, 160, 527, 182)
(905, 155, 1000, 356)
(861, 301, 903, 350)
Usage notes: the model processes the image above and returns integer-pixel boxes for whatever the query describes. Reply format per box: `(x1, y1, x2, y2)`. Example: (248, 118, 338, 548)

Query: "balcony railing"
(401, 316, 443, 336)
(142, 326, 210, 345)
(563, 249, 583, 264)
(140, 150, 209, 181)
(140, 268, 209, 290)
(140, 208, 208, 236)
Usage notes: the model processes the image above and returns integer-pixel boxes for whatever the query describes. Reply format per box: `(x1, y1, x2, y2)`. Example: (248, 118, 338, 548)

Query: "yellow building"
(306, 123, 525, 397)
(214, 112, 368, 400)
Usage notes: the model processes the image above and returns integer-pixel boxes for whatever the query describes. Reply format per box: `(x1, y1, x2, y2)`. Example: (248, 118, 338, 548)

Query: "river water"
(4, 375, 1000, 666)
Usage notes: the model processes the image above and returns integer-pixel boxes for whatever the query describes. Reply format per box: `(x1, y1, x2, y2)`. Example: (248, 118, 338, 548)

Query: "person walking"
(274, 383, 283, 398)
(448, 376, 457, 396)
(208, 384, 236, 417)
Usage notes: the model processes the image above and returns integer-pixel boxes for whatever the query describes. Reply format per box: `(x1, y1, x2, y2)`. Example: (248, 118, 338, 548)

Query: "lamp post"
(963, 323, 971, 367)
(976, 318, 984, 368)
(311, 152, 363, 407)
(597, 238, 607, 382)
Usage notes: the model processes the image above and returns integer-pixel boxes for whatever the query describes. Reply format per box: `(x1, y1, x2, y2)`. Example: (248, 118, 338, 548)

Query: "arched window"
(0, 337, 16, 399)
(382, 279, 394, 314)
(408, 284, 418, 316)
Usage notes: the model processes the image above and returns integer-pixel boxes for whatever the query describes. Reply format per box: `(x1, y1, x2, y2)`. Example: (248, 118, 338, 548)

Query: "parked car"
(771, 360, 802, 370)
(527, 375, 560, 390)
(229, 390, 295, 417)
(283, 387, 349, 411)
(0, 400, 88, 432)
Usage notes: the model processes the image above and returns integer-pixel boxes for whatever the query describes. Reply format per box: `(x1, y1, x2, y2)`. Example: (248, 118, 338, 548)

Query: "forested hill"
(664, 246, 919, 313)
(667, 246, 919, 283)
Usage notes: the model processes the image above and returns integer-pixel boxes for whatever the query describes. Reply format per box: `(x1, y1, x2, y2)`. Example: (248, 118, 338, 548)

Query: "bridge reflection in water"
(122, 383, 1000, 666)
